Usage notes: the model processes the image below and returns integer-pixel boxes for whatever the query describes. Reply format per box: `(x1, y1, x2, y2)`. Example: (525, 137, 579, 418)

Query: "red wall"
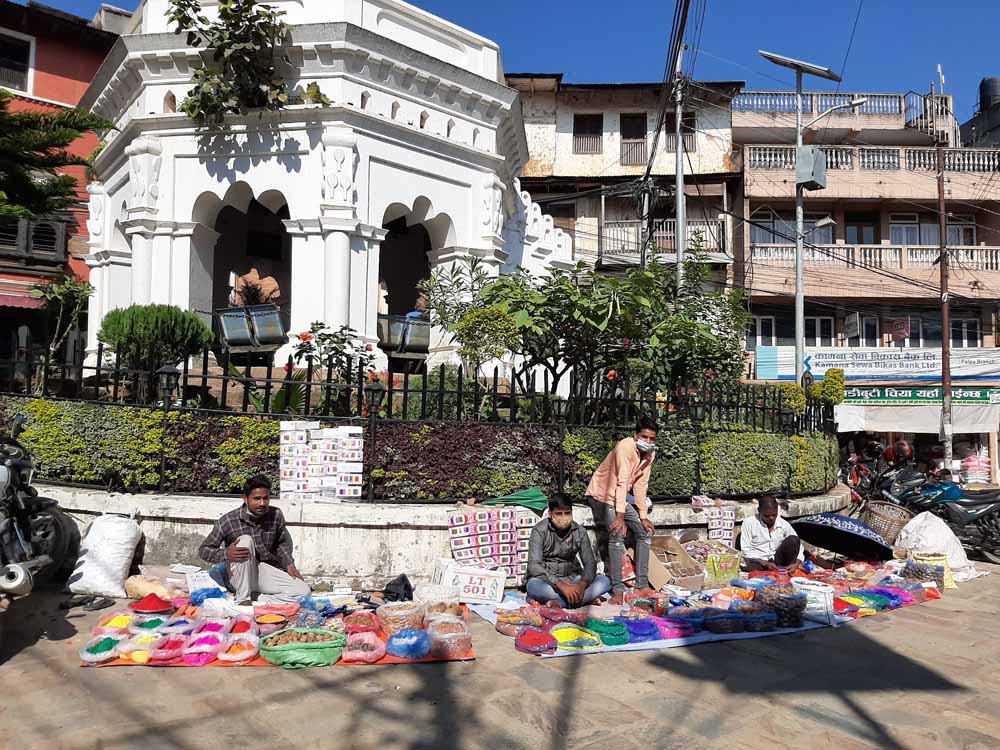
(6, 31, 111, 282)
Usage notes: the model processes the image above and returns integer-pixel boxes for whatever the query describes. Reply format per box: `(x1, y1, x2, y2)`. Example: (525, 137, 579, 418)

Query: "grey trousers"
(229, 534, 311, 603)
(586, 498, 651, 593)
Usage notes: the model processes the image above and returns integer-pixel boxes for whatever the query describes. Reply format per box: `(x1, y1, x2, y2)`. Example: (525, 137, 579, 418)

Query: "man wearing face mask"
(585, 416, 658, 603)
(525, 494, 611, 608)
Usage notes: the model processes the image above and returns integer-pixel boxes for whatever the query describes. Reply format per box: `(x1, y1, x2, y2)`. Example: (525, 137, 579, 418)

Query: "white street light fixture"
(759, 49, 854, 385)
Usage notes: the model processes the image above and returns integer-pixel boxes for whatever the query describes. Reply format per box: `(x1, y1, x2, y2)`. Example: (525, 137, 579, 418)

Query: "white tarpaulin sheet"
(835, 403, 1000, 433)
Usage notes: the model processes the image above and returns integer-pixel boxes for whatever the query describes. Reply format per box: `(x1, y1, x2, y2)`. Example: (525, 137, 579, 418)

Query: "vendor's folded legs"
(226, 534, 311, 604)
(525, 575, 612, 609)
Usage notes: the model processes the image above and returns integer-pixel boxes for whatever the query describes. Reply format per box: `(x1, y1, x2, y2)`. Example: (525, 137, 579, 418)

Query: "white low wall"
(42, 484, 849, 589)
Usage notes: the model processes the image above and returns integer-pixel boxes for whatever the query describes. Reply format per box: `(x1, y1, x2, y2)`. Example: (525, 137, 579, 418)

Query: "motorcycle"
(883, 473, 1000, 565)
(0, 415, 78, 617)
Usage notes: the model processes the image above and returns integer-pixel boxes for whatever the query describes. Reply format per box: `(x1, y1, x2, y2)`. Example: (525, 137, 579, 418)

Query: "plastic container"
(79, 634, 129, 664)
(386, 628, 431, 660)
(255, 613, 289, 636)
(181, 632, 225, 666)
(92, 612, 135, 636)
(427, 618, 472, 659)
(340, 631, 387, 664)
(791, 577, 838, 625)
(377, 601, 426, 636)
(217, 633, 260, 663)
(117, 634, 166, 664)
(151, 634, 188, 663)
(260, 628, 346, 669)
(343, 611, 381, 634)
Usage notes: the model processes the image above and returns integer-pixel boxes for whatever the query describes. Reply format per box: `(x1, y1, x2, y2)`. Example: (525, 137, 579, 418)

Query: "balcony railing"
(663, 132, 697, 153)
(0, 219, 68, 265)
(750, 243, 1000, 271)
(735, 91, 916, 117)
(746, 145, 1000, 173)
(573, 133, 602, 155)
(603, 218, 727, 259)
(620, 139, 647, 166)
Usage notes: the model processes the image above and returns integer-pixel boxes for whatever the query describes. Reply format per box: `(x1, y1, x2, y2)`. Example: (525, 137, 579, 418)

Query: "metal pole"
(640, 189, 651, 270)
(794, 68, 806, 384)
(937, 142, 953, 471)
(674, 44, 686, 291)
(158, 397, 169, 492)
(367, 407, 376, 503)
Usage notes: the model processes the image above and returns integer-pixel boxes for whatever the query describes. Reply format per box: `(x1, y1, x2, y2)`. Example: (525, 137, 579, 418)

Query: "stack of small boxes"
(447, 506, 537, 586)
(279, 421, 365, 503)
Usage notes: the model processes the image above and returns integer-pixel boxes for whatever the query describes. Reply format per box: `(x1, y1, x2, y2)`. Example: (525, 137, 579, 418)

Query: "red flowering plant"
(293, 322, 375, 380)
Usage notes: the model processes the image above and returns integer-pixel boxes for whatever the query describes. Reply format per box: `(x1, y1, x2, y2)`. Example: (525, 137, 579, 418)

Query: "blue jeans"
(525, 574, 611, 608)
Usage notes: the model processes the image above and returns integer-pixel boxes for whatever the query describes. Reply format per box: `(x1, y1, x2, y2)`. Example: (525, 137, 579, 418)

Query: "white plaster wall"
(136, 0, 503, 82)
(520, 88, 734, 178)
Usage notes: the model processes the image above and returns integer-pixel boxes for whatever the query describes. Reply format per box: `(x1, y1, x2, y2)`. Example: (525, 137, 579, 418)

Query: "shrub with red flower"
(607, 370, 618, 381)
(297, 332, 314, 343)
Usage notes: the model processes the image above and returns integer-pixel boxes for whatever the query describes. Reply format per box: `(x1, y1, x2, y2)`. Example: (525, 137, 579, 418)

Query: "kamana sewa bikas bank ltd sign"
(757, 347, 1000, 381)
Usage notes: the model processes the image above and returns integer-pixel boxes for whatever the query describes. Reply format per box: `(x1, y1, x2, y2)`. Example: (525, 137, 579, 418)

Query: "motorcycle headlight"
(0, 465, 9, 496)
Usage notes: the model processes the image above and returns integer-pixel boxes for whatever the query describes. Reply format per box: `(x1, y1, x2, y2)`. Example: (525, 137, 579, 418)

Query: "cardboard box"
(339, 450, 364, 462)
(432, 559, 506, 604)
(336, 485, 362, 498)
(649, 537, 706, 591)
(452, 547, 478, 561)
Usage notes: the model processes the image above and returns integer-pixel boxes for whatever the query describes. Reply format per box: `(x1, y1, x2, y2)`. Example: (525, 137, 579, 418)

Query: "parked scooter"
(0, 416, 78, 620)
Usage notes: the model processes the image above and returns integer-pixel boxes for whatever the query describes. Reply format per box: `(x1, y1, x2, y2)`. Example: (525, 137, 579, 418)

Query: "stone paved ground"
(2, 571, 1000, 750)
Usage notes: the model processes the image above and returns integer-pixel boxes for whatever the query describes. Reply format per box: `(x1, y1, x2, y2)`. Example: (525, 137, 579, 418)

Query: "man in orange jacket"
(585, 415, 658, 603)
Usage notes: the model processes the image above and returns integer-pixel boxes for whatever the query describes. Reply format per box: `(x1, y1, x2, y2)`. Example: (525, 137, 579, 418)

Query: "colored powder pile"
(231, 621, 252, 634)
(199, 622, 224, 633)
(161, 637, 185, 651)
(139, 618, 164, 629)
(516, 628, 554, 650)
(131, 650, 151, 664)
(87, 637, 118, 654)
(255, 614, 285, 624)
(105, 615, 132, 629)
(226, 642, 254, 656)
(191, 636, 220, 647)
(134, 635, 158, 644)
(169, 619, 190, 628)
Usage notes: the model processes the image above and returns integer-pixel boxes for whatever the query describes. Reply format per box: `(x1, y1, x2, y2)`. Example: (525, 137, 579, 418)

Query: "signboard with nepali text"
(843, 386, 1000, 405)
(759, 346, 1000, 382)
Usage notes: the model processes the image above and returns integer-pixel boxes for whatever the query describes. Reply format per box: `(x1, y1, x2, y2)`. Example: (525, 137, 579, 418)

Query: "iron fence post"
(366, 408, 376, 503)
(158, 397, 170, 492)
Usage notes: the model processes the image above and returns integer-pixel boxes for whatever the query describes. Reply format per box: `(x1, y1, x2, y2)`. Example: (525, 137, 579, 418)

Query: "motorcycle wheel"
(974, 515, 1000, 565)
(29, 506, 79, 583)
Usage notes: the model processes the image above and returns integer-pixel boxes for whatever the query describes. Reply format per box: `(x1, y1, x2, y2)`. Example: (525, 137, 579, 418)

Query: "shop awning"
(0, 293, 43, 309)
(835, 403, 1000, 434)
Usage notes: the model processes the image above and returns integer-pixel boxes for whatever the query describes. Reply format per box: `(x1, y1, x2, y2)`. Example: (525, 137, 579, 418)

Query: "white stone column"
(170, 222, 220, 326)
(283, 220, 327, 338)
(325, 228, 352, 326)
(128, 230, 153, 304)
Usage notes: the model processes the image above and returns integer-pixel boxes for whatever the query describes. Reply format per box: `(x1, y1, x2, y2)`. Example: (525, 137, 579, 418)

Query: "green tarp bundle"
(480, 486, 548, 514)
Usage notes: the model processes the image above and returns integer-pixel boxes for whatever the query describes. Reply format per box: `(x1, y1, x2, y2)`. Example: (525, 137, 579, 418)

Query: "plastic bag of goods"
(193, 618, 233, 637)
(92, 611, 135, 636)
(896, 511, 973, 582)
(515, 627, 557, 655)
(343, 610, 381, 634)
(494, 607, 543, 636)
(377, 601, 426, 635)
(386, 628, 431, 660)
(757, 586, 808, 628)
(117, 634, 165, 664)
(584, 617, 629, 646)
(229, 615, 257, 636)
(128, 614, 170, 635)
(790, 577, 838, 625)
(79, 633, 129, 665)
(340, 631, 387, 664)
(151, 635, 187, 663)
(427, 617, 472, 659)
(260, 629, 346, 669)
(181, 632, 225, 666)
(217, 633, 260, 663)
(69, 514, 142, 599)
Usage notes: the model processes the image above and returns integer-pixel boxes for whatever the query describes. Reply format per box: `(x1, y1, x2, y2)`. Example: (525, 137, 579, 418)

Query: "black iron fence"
(0, 343, 833, 434)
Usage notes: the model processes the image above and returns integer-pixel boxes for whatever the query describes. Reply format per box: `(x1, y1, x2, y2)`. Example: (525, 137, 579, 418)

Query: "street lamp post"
(156, 364, 180, 492)
(759, 51, 867, 384)
(552, 398, 570, 493)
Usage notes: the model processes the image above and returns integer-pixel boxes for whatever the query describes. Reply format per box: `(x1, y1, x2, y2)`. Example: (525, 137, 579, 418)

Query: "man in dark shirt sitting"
(199, 475, 310, 604)
(525, 494, 611, 608)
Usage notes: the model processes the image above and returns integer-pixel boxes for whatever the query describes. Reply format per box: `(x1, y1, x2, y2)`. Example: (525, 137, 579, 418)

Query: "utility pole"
(937, 139, 953, 471)
(674, 44, 686, 291)
(794, 68, 805, 385)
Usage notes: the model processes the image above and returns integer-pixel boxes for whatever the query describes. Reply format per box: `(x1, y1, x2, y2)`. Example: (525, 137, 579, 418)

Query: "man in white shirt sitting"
(739, 496, 804, 572)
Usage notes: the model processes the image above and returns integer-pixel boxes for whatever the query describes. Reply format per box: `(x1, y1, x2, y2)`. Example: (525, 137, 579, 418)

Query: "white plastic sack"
(895, 511, 977, 582)
(68, 514, 142, 598)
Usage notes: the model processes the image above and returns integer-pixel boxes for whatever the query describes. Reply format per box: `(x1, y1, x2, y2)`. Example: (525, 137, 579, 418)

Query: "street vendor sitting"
(199, 475, 311, 605)
(740, 495, 804, 572)
(525, 494, 611, 608)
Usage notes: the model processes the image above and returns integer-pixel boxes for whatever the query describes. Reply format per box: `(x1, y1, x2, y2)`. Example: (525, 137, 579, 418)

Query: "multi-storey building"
(1, 0, 120, 361)
(506, 73, 742, 269)
(733, 84, 1000, 478)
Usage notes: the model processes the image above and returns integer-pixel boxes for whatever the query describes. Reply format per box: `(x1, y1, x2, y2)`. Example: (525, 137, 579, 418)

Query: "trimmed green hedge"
(0, 396, 838, 499)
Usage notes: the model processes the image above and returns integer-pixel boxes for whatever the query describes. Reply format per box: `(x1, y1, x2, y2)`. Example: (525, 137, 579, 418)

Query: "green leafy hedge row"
(0, 397, 838, 499)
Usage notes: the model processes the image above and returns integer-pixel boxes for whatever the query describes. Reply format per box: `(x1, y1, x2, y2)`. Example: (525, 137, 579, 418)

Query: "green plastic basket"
(259, 628, 346, 669)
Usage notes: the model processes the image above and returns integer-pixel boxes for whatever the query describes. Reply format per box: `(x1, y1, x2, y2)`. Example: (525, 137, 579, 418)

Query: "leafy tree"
(454, 306, 519, 374)
(30, 275, 93, 394)
(98, 304, 213, 402)
(292, 322, 374, 378)
(167, 0, 328, 126)
(417, 257, 492, 339)
(0, 90, 111, 218)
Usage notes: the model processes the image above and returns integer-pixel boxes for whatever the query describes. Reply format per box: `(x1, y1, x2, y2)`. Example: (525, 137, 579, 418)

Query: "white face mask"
(636, 439, 656, 454)
(549, 513, 573, 531)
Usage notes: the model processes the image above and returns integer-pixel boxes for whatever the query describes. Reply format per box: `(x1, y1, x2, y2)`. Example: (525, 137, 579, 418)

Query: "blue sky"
(44, 0, 1000, 119)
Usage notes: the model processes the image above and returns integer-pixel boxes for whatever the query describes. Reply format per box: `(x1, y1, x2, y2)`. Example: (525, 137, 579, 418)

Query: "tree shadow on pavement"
(646, 623, 967, 750)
